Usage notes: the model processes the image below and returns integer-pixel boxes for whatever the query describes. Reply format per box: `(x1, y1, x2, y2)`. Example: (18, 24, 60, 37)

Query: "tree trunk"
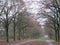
(57, 30, 60, 42)
(6, 13, 9, 42)
(18, 29, 21, 40)
(13, 17, 16, 41)
(55, 30, 58, 42)
(23, 30, 25, 40)
(6, 25, 9, 42)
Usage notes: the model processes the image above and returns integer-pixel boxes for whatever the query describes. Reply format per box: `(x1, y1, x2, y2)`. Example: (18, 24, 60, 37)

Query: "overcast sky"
(23, 0, 47, 26)
(1, 0, 47, 26)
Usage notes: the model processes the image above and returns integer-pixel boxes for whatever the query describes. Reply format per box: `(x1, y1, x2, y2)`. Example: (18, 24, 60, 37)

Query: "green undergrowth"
(33, 37, 46, 42)
(32, 37, 55, 42)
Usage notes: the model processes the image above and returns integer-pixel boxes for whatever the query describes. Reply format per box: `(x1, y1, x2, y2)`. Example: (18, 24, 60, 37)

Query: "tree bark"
(18, 29, 21, 40)
(57, 30, 60, 42)
(13, 17, 16, 41)
(55, 30, 58, 41)
(6, 25, 9, 42)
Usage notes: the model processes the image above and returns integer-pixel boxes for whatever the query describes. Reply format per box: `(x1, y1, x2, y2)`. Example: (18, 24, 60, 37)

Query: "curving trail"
(7, 40, 60, 45)
(40, 27, 54, 45)
(7, 40, 33, 45)
(0, 40, 60, 45)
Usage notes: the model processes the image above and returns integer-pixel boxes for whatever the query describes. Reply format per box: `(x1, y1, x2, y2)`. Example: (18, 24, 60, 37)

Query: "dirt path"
(40, 27, 54, 45)
(7, 40, 34, 45)
(0, 40, 60, 45)
(0, 27, 59, 45)
(7, 40, 50, 45)
(4, 27, 59, 45)
(8, 41, 60, 45)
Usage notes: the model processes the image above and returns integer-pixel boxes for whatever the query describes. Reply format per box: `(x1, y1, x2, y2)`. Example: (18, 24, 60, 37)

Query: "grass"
(32, 37, 55, 42)
(0, 37, 55, 43)
(50, 39, 55, 42)
(33, 37, 46, 42)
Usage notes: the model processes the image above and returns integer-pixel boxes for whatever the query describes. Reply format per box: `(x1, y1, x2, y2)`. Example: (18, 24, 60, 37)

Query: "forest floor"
(0, 40, 60, 45)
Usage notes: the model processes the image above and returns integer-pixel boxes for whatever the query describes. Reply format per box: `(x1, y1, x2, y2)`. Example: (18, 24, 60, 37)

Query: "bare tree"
(42, 0, 60, 42)
(0, 0, 21, 42)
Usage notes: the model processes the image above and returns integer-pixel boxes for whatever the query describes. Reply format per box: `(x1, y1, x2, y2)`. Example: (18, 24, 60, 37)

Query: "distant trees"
(16, 12, 27, 40)
(16, 14, 41, 40)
